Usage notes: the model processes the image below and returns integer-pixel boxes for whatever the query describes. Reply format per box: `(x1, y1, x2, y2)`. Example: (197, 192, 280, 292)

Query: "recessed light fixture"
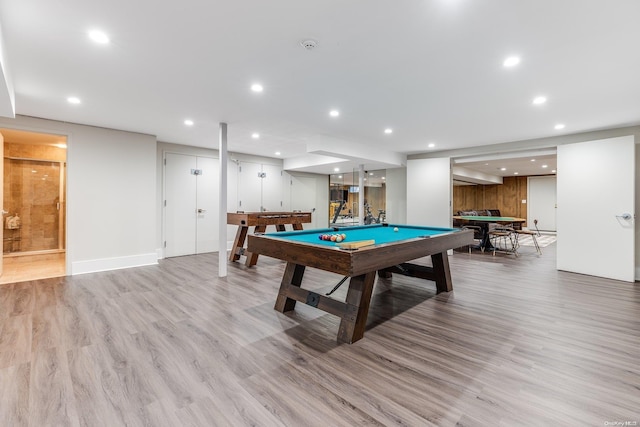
(500, 167, 507, 171)
(554, 123, 566, 130)
(503, 56, 520, 67)
(338, 175, 342, 179)
(552, 169, 557, 173)
(334, 168, 340, 172)
(251, 133, 260, 139)
(67, 96, 81, 104)
(382, 177, 385, 180)
(275, 151, 281, 156)
(184, 119, 194, 126)
(329, 110, 340, 117)
(251, 83, 263, 93)
(31, 170, 37, 173)
(532, 96, 547, 105)
(542, 165, 548, 168)
(530, 159, 536, 162)
(364, 178, 367, 181)
(514, 172, 519, 175)
(384, 128, 393, 134)
(369, 172, 374, 176)
(428, 143, 436, 148)
(88, 30, 109, 44)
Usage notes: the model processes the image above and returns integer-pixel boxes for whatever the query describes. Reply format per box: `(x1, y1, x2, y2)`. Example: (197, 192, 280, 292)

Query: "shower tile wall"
(3, 142, 66, 253)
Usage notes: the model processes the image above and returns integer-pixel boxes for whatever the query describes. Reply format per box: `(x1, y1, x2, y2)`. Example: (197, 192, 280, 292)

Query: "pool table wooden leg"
(431, 251, 453, 293)
(275, 262, 306, 312)
(337, 271, 376, 344)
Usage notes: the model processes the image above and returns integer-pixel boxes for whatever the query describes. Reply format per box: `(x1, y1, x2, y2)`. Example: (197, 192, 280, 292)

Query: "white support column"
(358, 164, 364, 225)
(218, 123, 228, 277)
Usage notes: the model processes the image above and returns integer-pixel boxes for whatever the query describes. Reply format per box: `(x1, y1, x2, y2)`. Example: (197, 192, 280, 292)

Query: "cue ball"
(336, 236, 343, 243)
(393, 227, 399, 232)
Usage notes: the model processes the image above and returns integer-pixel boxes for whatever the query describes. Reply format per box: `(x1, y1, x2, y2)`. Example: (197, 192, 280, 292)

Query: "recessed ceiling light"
(428, 143, 436, 148)
(184, 119, 194, 126)
(251, 83, 263, 93)
(334, 168, 340, 172)
(338, 175, 342, 178)
(514, 172, 519, 175)
(503, 56, 520, 67)
(275, 151, 281, 156)
(67, 96, 81, 104)
(532, 96, 547, 105)
(552, 170, 557, 173)
(530, 159, 536, 162)
(500, 167, 507, 171)
(554, 123, 566, 130)
(251, 133, 260, 139)
(384, 128, 393, 134)
(369, 172, 374, 176)
(364, 178, 367, 181)
(88, 30, 109, 44)
(329, 110, 340, 117)
(31, 170, 37, 173)
(382, 177, 385, 180)
(542, 165, 548, 168)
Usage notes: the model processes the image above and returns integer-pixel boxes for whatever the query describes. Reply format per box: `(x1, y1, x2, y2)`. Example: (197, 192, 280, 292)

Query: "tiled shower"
(3, 138, 66, 255)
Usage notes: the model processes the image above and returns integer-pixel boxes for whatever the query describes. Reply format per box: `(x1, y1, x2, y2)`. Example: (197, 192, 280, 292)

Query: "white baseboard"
(71, 253, 158, 275)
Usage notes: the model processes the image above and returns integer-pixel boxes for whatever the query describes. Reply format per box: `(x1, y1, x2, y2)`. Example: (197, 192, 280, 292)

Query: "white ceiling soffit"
(306, 135, 406, 166)
(0, 22, 15, 118)
(453, 148, 557, 165)
(453, 166, 503, 185)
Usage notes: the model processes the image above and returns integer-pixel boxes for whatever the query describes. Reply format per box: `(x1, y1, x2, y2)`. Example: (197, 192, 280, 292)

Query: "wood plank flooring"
(0, 244, 638, 426)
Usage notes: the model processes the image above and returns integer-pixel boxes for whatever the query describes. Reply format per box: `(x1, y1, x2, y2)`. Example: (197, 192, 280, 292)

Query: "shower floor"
(0, 252, 65, 284)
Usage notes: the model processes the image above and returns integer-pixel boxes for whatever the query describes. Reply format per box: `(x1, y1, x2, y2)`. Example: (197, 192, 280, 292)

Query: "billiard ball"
(336, 236, 343, 243)
(318, 234, 323, 240)
(330, 235, 337, 242)
(393, 227, 399, 232)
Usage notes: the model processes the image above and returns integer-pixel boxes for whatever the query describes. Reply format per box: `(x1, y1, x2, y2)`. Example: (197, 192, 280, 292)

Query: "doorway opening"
(1, 128, 67, 284)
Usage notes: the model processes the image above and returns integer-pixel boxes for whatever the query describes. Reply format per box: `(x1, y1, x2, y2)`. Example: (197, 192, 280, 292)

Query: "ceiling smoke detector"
(300, 39, 318, 50)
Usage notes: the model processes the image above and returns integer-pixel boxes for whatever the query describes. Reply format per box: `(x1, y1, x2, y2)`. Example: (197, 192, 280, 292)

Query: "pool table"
(247, 224, 473, 343)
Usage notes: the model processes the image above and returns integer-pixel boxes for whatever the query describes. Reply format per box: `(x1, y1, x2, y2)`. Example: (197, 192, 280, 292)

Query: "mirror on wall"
(328, 169, 386, 227)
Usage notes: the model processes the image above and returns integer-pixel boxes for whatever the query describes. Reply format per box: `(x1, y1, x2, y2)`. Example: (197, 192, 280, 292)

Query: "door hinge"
(258, 172, 266, 178)
(164, 158, 166, 165)
(239, 166, 242, 173)
(239, 200, 242, 207)
(191, 169, 202, 175)
(164, 200, 167, 207)
(164, 241, 167, 248)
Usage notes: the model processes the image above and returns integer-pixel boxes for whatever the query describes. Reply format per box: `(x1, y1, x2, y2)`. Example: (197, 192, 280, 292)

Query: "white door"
(291, 175, 317, 228)
(165, 153, 219, 257)
(557, 136, 635, 282)
(237, 162, 262, 212)
(528, 176, 557, 232)
(165, 153, 197, 257)
(262, 164, 283, 212)
(195, 157, 218, 253)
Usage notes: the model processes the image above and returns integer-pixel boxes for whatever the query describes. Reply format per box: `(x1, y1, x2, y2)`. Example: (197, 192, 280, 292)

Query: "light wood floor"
(0, 244, 638, 426)
(1, 252, 66, 284)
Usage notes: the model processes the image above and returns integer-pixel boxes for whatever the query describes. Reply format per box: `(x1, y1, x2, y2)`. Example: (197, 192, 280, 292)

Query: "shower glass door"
(3, 158, 62, 253)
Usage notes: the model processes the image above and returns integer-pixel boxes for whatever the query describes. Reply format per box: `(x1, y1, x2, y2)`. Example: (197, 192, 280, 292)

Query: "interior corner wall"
(385, 167, 407, 224)
(0, 115, 158, 275)
(406, 158, 452, 227)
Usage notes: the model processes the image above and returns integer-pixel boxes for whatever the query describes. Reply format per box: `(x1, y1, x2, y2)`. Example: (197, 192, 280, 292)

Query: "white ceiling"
(1, 0, 639, 176)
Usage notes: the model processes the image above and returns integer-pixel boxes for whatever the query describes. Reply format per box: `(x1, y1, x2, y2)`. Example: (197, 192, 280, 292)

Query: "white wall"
(385, 167, 407, 224)
(0, 115, 157, 275)
(157, 142, 329, 256)
(407, 158, 452, 227)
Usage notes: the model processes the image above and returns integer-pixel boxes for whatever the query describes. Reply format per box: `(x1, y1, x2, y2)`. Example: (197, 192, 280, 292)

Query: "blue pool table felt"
(263, 224, 457, 248)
